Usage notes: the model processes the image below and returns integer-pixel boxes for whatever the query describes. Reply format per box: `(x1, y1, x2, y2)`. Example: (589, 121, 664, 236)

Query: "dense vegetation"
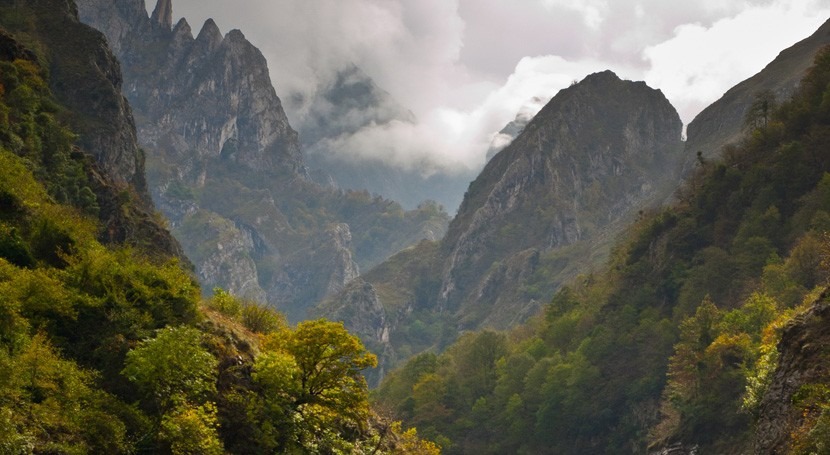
(375, 48, 830, 454)
(0, 21, 437, 454)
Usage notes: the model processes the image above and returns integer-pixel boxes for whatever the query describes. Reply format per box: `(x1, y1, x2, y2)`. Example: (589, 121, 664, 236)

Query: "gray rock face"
(266, 223, 360, 322)
(150, 0, 172, 29)
(648, 444, 699, 455)
(439, 70, 683, 328)
(754, 294, 830, 454)
(11, 0, 185, 260)
(174, 210, 267, 301)
(313, 278, 394, 385)
(78, 0, 305, 182)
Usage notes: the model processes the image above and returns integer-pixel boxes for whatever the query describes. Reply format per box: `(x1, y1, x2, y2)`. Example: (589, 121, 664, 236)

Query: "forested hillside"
(376, 47, 830, 455)
(0, 2, 436, 452)
(321, 70, 684, 386)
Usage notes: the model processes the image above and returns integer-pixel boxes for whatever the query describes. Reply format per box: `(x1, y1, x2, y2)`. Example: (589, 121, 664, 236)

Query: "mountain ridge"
(320, 69, 685, 384)
(76, 0, 450, 320)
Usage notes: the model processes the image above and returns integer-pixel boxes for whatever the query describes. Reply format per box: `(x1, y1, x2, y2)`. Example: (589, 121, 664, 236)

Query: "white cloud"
(161, 0, 830, 172)
(313, 55, 629, 171)
(644, 0, 830, 123)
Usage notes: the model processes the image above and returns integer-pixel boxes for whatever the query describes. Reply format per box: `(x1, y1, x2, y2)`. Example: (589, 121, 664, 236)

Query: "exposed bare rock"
(150, 0, 172, 30)
(5, 0, 186, 260)
(266, 223, 360, 322)
(648, 443, 699, 455)
(754, 293, 830, 454)
(314, 278, 394, 386)
(174, 210, 267, 301)
(439, 70, 683, 328)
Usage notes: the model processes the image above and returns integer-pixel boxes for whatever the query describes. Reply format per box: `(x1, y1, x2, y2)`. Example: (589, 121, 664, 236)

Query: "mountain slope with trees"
(376, 44, 830, 455)
(0, 1, 438, 452)
(320, 71, 685, 384)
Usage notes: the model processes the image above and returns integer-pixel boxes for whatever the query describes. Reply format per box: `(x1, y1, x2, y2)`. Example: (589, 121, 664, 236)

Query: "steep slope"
(0, 5, 439, 451)
(321, 71, 684, 383)
(440, 71, 682, 326)
(76, 0, 449, 320)
(0, 0, 184, 260)
(683, 17, 830, 171)
(377, 43, 830, 455)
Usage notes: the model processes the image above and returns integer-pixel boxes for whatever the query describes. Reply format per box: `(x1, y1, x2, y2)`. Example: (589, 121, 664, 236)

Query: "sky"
(160, 0, 830, 174)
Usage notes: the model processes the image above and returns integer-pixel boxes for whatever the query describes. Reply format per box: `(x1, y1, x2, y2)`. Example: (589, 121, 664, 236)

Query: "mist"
(155, 0, 830, 174)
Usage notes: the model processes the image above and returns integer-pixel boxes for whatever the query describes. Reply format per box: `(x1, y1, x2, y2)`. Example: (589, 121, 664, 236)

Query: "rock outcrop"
(439, 70, 683, 328)
(2, 0, 185, 260)
(754, 292, 830, 454)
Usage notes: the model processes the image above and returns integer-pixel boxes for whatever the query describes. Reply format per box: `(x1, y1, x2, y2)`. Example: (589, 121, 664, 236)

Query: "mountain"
(683, 18, 830, 172)
(300, 63, 473, 212)
(376, 39, 830, 455)
(0, 2, 438, 452)
(319, 70, 684, 383)
(439, 71, 682, 326)
(0, 0, 184, 260)
(76, 0, 449, 321)
(484, 96, 547, 162)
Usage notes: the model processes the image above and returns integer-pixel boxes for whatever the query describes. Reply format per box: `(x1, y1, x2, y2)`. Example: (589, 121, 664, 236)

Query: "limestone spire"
(150, 0, 173, 30)
(195, 18, 223, 50)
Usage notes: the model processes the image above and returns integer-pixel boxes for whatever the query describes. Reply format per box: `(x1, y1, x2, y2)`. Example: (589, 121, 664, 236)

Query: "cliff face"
(754, 293, 830, 453)
(77, 0, 305, 183)
(1, 0, 185, 259)
(322, 72, 684, 383)
(76, 0, 449, 318)
(440, 70, 683, 328)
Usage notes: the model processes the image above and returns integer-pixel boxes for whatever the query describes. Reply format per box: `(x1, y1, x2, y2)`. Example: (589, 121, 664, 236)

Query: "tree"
(745, 89, 777, 131)
(253, 319, 378, 451)
(257, 319, 376, 417)
(122, 326, 217, 408)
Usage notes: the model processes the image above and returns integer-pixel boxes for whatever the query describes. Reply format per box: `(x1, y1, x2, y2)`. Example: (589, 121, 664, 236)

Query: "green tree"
(159, 402, 224, 455)
(122, 326, 218, 408)
(256, 319, 376, 416)
(744, 89, 777, 131)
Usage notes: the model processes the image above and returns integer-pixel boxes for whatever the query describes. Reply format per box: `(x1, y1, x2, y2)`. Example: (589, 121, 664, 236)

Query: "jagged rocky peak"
(437, 69, 683, 324)
(173, 17, 191, 36)
(150, 0, 173, 30)
(171, 17, 193, 45)
(196, 18, 223, 50)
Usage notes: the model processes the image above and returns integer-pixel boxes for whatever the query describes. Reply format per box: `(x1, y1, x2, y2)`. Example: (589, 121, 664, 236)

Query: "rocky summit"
(76, 0, 449, 320)
(320, 70, 684, 382)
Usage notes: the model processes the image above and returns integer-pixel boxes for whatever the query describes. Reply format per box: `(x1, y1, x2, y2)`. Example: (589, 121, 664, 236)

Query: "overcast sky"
(158, 0, 830, 173)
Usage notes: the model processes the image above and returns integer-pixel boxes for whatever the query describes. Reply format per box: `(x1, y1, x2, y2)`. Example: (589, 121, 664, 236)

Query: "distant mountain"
(319, 70, 684, 383)
(485, 96, 548, 162)
(76, 0, 449, 321)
